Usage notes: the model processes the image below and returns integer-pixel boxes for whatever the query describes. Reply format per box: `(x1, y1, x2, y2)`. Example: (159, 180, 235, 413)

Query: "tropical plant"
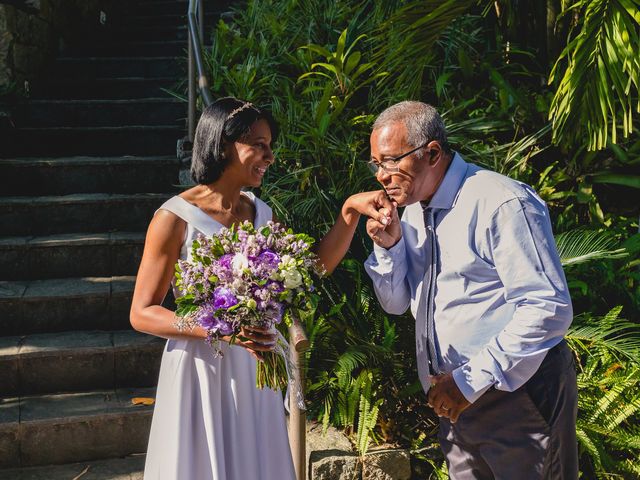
(548, 0, 640, 151)
(195, 0, 640, 477)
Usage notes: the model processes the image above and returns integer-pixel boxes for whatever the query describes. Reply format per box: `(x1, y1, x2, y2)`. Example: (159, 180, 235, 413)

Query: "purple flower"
(197, 303, 236, 336)
(213, 286, 238, 310)
(267, 280, 285, 293)
(218, 253, 234, 270)
(213, 317, 235, 336)
(258, 249, 280, 267)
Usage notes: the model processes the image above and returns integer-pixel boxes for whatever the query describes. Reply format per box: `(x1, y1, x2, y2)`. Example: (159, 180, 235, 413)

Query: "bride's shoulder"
(241, 191, 273, 223)
(242, 190, 270, 209)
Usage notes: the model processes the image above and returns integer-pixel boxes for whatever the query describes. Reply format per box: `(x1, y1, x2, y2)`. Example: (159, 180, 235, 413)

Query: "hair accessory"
(226, 102, 255, 120)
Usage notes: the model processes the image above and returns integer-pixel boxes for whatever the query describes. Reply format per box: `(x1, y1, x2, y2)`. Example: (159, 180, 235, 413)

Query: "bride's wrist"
(341, 198, 360, 225)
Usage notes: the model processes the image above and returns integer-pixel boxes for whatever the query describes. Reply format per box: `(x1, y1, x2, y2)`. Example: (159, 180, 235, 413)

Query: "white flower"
(232, 278, 248, 295)
(282, 269, 303, 289)
(279, 254, 296, 269)
(231, 253, 249, 274)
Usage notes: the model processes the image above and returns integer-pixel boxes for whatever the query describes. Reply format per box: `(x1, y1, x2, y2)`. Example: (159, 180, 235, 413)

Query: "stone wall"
(0, 0, 127, 91)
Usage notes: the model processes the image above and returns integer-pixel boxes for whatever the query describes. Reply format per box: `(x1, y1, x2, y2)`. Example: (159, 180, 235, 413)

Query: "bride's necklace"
(211, 203, 244, 225)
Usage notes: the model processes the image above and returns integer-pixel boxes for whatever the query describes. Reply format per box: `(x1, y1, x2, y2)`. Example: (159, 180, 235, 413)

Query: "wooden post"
(289, 317, 309, 480)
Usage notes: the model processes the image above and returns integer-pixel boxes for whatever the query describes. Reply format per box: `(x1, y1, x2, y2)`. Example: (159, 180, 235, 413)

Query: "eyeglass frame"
(367, 141, 433, 174)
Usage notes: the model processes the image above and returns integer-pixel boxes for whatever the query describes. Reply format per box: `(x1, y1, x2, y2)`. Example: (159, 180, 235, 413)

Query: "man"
(363, 101, 577, 479)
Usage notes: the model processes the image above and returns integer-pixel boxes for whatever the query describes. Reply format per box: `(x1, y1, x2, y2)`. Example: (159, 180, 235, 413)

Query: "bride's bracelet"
(172, 313, 198, 333)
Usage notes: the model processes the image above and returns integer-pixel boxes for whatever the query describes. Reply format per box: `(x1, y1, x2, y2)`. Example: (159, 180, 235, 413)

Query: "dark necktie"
(417, 206, 440, 393)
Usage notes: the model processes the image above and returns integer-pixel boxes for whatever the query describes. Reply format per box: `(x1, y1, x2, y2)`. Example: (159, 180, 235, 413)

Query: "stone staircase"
(0, 1, 226, 477)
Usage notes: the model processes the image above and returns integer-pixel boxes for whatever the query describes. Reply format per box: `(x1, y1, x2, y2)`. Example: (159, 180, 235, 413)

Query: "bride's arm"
(130, 211, 276, 358)
(314, 190, 395, 275)
(130, 209, 208, 340)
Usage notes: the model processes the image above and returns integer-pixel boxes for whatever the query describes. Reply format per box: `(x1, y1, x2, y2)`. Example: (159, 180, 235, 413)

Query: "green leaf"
(556, 229, 628, 266)
(590, 173, 640, 189)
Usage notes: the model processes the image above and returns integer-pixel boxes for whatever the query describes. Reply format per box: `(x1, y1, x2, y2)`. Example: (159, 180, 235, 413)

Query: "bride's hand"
(225, 326, 277, 362)
(343, 190, 396, 226)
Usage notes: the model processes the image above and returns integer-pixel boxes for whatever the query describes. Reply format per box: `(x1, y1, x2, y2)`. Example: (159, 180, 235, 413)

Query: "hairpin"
(226, 102, 255, 120)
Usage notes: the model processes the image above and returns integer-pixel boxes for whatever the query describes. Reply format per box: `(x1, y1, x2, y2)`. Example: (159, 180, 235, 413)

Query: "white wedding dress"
(143, 192, 296, 480)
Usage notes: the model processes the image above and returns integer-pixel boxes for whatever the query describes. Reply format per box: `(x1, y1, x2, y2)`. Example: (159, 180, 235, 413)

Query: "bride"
(130, 96, 392, 479)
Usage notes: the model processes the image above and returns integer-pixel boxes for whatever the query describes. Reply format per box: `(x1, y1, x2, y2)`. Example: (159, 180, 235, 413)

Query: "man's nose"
(376, 168, 391, 183)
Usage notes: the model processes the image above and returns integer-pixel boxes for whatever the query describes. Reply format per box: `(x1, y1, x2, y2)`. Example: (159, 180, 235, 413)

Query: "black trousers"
(439, 340, 578, 479)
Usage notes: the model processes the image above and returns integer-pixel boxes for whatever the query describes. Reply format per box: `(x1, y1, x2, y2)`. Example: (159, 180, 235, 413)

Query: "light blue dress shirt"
(364, 153, 573, 403)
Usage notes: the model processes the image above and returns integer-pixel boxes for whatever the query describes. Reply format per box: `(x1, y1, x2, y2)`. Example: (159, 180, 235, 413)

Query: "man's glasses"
(367, 142, 431, 175)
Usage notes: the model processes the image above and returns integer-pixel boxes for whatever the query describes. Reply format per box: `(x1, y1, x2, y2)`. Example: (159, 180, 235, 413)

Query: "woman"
(130, 97, 391, 479)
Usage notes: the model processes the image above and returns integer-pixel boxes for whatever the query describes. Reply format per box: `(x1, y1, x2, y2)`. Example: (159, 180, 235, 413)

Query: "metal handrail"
(186, 4, 308, 479)
(187, 0, 213, 141)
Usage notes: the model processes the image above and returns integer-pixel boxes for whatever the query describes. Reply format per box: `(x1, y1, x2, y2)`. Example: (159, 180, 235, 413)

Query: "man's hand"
(343, 191, 402, 249)
(427, 373, 471, 423)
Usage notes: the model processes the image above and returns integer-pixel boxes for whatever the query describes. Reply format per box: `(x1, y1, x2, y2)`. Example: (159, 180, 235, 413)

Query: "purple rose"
(197, 304, 236, 336)
(218, 253, 234, 270)
(212, 317, 235, 336)
(213, 286, 238, 310)
(267, 280, 285, 293)
(258, 249, 280, 267)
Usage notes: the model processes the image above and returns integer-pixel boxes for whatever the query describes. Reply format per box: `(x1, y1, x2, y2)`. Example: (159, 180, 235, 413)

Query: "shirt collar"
(422, 152, 467, 211)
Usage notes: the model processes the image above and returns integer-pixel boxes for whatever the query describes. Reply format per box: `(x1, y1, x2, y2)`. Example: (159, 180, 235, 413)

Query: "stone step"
(11, 98, 185, 128)
(64, 40, 212, 58)
(0, 156, 180, 196)
(1, 125, 183, 157)
(0, 387, 155, 467)
(135, 0, 227, 16)
(0, 455, 145, 480)
(125, 12, 219, 28)
(31, 77, 179, 100)
(54, 57, 183, 80)
(0, 193, 169, 236)
(0, 330, 163, 396)
(119, 25, 188, 42)
(0, 276, 142, 336)
(0, 233, 144, 281)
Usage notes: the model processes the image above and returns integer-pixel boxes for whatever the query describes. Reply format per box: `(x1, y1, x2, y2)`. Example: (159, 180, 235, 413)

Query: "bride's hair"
(191, 96, 278, 184)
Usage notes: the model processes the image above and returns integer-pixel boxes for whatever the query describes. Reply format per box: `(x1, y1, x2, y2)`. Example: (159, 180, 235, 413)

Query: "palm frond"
(548, 0, 640, 150)
(371, 0, 477, 88)
(555, 228, 628, 266)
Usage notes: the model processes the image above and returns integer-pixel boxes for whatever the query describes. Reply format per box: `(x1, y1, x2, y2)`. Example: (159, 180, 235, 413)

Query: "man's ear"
(428, 141, 442, 165)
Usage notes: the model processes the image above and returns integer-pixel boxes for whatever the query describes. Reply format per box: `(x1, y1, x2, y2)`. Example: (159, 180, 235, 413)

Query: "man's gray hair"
(373, 101, 450, 153)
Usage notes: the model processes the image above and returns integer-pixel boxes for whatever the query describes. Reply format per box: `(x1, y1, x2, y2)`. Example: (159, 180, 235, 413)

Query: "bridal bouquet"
(173, 220, 321, 405)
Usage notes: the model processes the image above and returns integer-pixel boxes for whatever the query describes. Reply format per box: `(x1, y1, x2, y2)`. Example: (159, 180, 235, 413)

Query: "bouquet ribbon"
(274, 330, 306, 412)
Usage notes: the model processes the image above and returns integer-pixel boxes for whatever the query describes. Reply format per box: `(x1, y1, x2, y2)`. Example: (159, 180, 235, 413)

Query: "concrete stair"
(0, 193, 170, 235)
(0, 330, 163, 396)
(53, 57, 183, 79)
(0, 233, 145, 280)
(66, 40, 210, 58)
(11, 99, 185, 128)
(0, 276, 139, 336)
(31, 77, 180, 100)
(3, 125, 184, 156)
(0, 156, 179, 195)
(0, 456, 145, 480)
(0, 387, 155, 468)
(0, 0, 228, 473)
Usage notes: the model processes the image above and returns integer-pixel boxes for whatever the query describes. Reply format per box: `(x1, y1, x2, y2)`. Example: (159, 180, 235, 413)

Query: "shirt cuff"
(452, 360, 497, 404)
(368, 238, 406, 274)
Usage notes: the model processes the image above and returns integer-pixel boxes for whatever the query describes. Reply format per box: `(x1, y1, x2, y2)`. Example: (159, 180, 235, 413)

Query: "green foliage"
(556, 229, 629, 266)
(567, 306, 640, 477)
(200, 0, 640, 476)
(549, 0, 640, 150)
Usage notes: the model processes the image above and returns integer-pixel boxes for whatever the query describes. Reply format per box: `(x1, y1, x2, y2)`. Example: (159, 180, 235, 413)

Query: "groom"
(362, 101, 578, 478)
